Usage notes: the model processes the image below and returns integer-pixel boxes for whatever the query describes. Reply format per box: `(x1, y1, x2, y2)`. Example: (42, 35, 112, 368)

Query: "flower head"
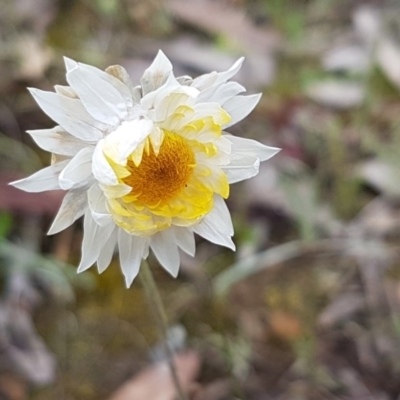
(12, 51, 279, 286)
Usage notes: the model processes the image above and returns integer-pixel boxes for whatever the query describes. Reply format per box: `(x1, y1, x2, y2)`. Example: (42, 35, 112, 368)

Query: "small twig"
(139, 260, 188, 400)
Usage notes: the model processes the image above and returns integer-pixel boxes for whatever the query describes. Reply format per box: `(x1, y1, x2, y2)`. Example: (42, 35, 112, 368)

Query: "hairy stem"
(139, 260, 188, 400)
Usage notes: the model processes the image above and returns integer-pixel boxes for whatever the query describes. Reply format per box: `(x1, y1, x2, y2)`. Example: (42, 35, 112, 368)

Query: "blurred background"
(1, 0, 400, 399)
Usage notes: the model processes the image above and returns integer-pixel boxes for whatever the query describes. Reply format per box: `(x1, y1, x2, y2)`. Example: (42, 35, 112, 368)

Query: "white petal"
(227, 136, 280, 161)
(54, 85, 78, 98)
(222, 136, 279, 183)
(212, 196, 234, 235)
(190, 58, 243, 92)
(223, 93, 261, 128)
(92, 140, 118, 186)
(103, 119, 154, 164)
(99, 183, 131, 199)
(177, 75, 193, 85)
(64, 57, 78, 72)
(154, 89, 197, 122)
(215, 57, 245, 85)
(10, 160, 69, 192)
(97, 228, 117, 273)
(150, 230, 181, 278)
(141, 50, 173, 96)
(131, 85, 142, 103)
(47, 184, 89, 235)
(88, 184, 113, 226)
(197, 81, 245, 104)
(59, 147, 94, 190)
(191, 102, 230, 126)
(193, 222, 235, 250)
(215, 135, 232, 156)
(77, 212, 114, 272)
(216, 82, 246, 105)
(118, 230, 148, 287)
(223, 154, 260, 184)
(193, 223, 235, 250)
(66, 62, 128, 125)
(141, 73, 180, 111)
(28, 127, 89, 156)
(148, 126, 164, 155)
(106, 65, 140, 103)
(193, 196, 235, 250)
(65, 57, 134, 106)
(29, 88, 106, 141)
(191, 71, 218, 91)
(172, 226, 196, 256)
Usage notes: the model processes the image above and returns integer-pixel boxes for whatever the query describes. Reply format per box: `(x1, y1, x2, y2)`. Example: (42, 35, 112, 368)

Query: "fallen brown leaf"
(0, 373, 27, 400)
(191, 379, 231, 400)
(108, 351, 200, 400)
(166, 0, 280, 53)
(269, 311, 302, 340)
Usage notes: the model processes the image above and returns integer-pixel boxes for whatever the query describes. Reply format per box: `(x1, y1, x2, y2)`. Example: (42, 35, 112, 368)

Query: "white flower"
(11, 51, 280, 287)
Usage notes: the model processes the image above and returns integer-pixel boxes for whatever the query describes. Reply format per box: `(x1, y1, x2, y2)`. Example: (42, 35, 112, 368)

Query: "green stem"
(139, 260, 188, 400)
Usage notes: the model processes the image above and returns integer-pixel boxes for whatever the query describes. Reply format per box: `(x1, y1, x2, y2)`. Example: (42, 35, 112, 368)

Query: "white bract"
(12, 51, 279, 287)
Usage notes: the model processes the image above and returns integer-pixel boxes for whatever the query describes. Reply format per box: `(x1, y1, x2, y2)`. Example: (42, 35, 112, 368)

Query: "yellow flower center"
(104, 109, 231, 236)
(123, 131, 196, 207)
